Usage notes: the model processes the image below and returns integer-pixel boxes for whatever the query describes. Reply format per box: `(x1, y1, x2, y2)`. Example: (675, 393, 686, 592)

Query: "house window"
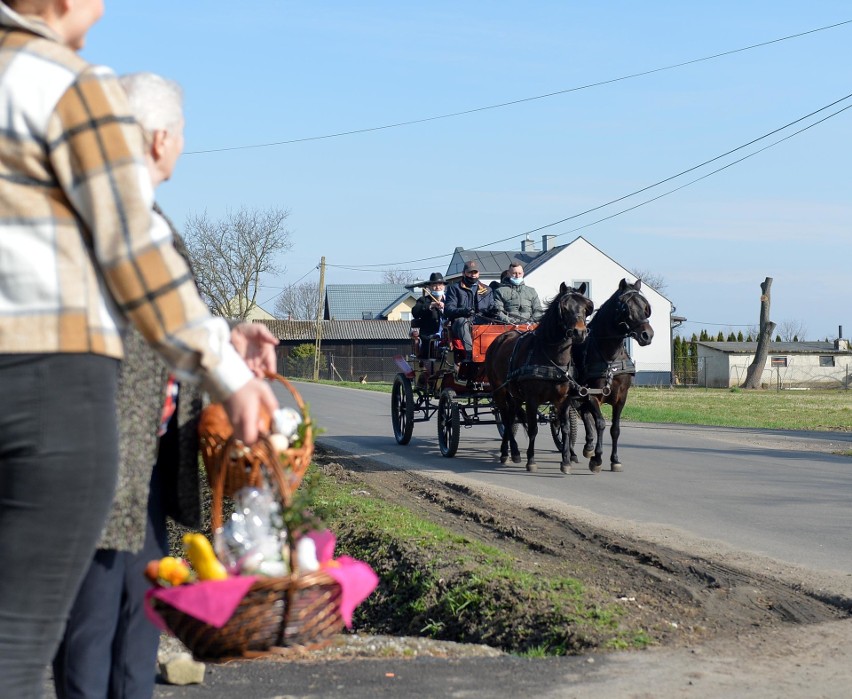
(362, 312, 373, 320)
(400, 311, 412, 321)
(770, 356, 787, 367)
(572, 280, 592, 298)
(819, 355, 835, 368)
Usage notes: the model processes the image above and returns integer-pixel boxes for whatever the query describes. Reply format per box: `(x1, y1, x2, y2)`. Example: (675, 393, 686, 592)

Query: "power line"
(323, 92, 852, 273)
(548, 101, 852, 238)
(258, 264, 318, 306)
(184, 20, 851, 155)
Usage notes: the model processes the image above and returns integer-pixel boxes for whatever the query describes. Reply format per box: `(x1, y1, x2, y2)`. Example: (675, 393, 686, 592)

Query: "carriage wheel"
(549, 403, 578, 452)
(437, 389, 460, 457)
(391, 373, 415, 445)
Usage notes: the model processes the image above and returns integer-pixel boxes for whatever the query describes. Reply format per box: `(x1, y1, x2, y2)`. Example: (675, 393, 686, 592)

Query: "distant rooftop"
(256, 319, 410, 341)
(324, 284, 416, 320)
(697, 341, 851, 354)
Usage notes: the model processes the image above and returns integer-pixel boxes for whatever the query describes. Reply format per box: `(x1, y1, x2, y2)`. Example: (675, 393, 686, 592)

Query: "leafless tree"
(183, 207, 292, 319)
(741, 277, 776, 389)
(776, 319, 808, 342)
(628, 268, 667, 294)
(274, 280, 320, 320)
(382, 269, 417, 285)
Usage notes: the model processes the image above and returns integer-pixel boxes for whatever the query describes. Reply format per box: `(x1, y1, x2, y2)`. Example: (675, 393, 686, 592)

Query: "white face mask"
(432, 288, 445, 298)
(509, 277, 522, 286)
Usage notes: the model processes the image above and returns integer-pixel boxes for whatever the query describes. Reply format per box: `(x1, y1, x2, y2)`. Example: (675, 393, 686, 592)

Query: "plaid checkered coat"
(0, 5, 250, 399)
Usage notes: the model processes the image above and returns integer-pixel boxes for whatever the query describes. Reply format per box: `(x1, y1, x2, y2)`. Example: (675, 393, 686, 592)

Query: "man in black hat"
(410, 272, 446, 358)
(444, 260, 494, 361)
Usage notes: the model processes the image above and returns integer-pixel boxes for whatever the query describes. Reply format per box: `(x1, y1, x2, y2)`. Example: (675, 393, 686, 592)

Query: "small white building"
(446, 236, 674, 385)
(697, 340, 852, 388)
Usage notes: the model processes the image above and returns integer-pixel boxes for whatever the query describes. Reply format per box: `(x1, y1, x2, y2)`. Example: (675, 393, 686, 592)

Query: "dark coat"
(411, 292, 444, 336)
(444, 279, 494, 322)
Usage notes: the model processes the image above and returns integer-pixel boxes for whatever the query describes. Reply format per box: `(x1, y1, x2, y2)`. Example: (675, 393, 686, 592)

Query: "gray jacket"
(492, 281, 543, 324)
(97, 209, 203, 552)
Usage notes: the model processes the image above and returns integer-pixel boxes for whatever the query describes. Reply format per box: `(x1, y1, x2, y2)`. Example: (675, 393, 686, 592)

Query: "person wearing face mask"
(411, 272, 447, 358)
(492, 262, 543, 325)
(444, 260, 494, 361)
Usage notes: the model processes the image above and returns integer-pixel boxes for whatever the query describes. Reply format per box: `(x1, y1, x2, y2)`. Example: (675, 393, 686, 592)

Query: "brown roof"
(255, 319, 411, 341)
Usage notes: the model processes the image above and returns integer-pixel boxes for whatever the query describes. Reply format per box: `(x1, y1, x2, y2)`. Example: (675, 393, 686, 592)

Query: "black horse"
(484, 283, 594, 473)
(570, 278, 653, 472)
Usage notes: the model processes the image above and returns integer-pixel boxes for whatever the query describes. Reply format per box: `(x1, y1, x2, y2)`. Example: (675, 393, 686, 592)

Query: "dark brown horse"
(570, 278, 653, 472)
(485, 282, 593, 473)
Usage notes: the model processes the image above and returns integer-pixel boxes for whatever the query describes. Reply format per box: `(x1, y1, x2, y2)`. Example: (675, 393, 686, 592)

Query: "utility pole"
(313, 256, 325, 380)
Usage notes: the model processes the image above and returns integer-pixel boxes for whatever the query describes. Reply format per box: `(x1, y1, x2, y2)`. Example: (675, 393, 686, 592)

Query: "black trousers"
(0, 353, 119, 698)
(53, 456, 170, 699)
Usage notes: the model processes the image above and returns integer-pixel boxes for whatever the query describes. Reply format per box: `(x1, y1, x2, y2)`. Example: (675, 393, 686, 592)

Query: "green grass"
(615, 387, 851, 432)
(310, 379, 852, 432)
(307, 467, 650, 655)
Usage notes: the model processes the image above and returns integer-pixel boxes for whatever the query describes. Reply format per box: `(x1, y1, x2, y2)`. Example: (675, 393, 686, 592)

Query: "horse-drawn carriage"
(391, 320, 556, 457)
(391, 279, 654, 474)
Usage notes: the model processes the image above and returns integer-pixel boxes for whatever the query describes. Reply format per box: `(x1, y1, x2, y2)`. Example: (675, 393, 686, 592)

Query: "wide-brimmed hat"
(428, 272, 445, 283)
(462, 260, 479, 273)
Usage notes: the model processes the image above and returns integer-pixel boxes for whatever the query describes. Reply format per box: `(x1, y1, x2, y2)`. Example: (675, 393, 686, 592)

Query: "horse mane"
(588, 287, 621, 331)
(535, 286, 571, 343)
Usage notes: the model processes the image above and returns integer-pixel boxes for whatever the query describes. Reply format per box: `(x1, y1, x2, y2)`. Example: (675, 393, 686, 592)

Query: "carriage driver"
(410, 272, 446, 358)
(444, 260, 494, 361)
(492, 261, 543, 324)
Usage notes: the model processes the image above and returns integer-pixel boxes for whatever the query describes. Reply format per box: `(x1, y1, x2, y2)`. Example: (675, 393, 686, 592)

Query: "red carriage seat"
(460, 323, 537, 362)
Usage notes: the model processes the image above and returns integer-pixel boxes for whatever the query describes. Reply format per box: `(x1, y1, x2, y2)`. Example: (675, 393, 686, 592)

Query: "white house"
(446, 236, 674, 385)
(697, 340, 852, 388)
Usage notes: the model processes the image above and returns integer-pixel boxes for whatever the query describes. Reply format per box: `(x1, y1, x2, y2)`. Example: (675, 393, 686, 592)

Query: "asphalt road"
(44, 381, 852, 699)
(283, 381, 852, 575)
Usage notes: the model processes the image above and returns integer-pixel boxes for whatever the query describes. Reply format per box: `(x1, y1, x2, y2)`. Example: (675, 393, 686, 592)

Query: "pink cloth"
(144, 530, 378, 632)
(145, 576, 258, 630)
(307, 530, 379, 628)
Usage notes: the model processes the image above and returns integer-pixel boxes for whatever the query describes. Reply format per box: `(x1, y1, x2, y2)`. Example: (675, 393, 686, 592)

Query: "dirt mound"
(315, 445, 849, 655)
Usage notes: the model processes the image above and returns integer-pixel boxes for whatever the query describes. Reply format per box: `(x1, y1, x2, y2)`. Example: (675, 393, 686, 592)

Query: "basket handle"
(209, 373, 312, 532)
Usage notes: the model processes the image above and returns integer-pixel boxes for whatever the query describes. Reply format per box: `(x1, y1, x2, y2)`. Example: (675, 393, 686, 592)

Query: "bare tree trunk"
(741, 277, 776, 389)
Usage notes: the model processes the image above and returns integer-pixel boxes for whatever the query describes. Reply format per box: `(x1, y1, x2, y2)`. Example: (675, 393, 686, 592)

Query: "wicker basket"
(153, 373, 343, 660)
(199, 372, 314, 523)
(152, 570, 343, 660)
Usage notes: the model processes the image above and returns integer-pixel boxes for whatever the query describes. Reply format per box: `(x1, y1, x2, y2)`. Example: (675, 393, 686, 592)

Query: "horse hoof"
(570, 455, 579, 464)
(512, 455, 522, 464)
(500, 456, 509, 465)
(560, 463, 571, 475)
(589, 462, 602, 474)
(526, 462, 538, 472)
(583, 448, 595, 459)
(611, 462, 623, 472)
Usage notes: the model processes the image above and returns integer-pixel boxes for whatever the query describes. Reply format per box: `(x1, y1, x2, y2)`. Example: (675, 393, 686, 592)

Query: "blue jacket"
(445, 279, 494, 321)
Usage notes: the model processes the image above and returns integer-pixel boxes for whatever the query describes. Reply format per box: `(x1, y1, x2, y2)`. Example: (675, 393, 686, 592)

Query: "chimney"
(520, 236, 537, 252)
(541, 235, 556, 252)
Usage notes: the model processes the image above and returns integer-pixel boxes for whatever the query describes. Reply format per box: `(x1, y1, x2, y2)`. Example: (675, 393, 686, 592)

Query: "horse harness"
(499, 329, 592, 394)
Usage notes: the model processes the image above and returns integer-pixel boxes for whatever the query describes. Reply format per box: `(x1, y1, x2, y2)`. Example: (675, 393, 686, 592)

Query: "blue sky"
(86, 2, 850, 341)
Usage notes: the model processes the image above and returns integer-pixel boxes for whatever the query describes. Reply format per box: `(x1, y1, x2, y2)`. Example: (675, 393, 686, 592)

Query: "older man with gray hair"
(51, 71, 279, 699)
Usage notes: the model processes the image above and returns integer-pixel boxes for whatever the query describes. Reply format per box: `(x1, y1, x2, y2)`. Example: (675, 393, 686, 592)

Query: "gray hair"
(118, 72, 184, 134)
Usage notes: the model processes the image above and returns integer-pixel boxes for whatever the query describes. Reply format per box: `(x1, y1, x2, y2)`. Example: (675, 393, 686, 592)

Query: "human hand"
(223, 377, 279, 445)
(231, 323, 278, 377)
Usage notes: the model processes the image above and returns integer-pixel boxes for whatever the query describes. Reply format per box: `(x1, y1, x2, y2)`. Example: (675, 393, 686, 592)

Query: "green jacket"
(492, 281, 543, 324)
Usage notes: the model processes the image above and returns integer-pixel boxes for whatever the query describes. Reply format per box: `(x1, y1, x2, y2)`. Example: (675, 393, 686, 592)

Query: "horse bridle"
(554, 290, 592, 338)
(612, 290, 650, 340)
